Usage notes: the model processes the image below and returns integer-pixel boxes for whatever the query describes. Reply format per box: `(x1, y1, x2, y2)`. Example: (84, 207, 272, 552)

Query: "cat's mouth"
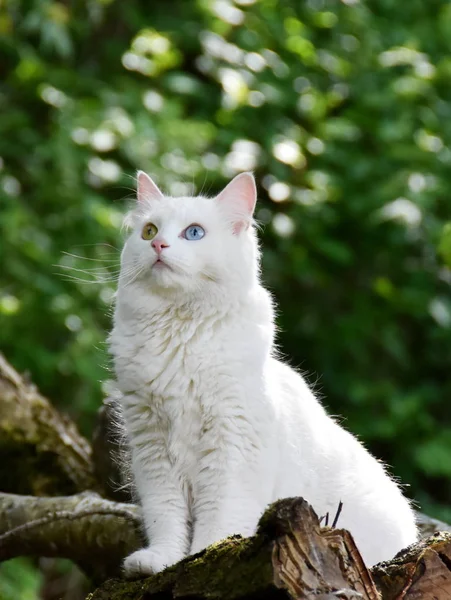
(152, 258, 172, 270)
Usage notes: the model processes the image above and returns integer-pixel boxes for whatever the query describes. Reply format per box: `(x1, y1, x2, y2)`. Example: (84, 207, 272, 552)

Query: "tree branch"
(0, 354, 99, 496)
(0, 491, 144, 582)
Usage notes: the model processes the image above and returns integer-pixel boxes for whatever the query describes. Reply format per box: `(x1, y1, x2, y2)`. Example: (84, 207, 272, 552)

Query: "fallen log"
(1, 490, 451, 594)
(87, 497, 451, 600)
(89, 496, 380, 600)
(2, 491, 451, 599)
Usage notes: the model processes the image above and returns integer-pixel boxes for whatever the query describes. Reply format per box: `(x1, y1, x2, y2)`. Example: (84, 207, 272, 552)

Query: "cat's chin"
(139, 259, 204, 294)
(150, 259, 177, 284)
(148, 263, 187, 291)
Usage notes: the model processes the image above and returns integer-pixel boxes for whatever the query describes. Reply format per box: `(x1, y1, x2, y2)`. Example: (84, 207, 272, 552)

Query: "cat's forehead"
(137, 195, 219, 225)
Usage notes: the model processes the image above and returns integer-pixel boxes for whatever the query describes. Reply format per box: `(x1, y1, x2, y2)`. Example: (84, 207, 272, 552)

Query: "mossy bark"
(372, 531, 451, 600)
(88, 498, 380, 600)
(0, 353, 98, 496)
(88, 514, 451, 600)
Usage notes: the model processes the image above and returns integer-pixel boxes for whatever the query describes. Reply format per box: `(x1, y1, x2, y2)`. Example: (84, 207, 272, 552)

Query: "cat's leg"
(190, 407, 275, 555)
(123, 406, 190, 576)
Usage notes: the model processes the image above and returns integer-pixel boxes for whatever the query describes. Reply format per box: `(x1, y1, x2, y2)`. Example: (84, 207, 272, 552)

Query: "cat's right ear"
(216, 172, 257, 234)
(137, 171, 164, 203)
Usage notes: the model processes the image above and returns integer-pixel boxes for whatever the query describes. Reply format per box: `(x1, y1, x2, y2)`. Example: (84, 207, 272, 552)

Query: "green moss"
(89, 535, 277, 600)
(86, 578, 145, 600)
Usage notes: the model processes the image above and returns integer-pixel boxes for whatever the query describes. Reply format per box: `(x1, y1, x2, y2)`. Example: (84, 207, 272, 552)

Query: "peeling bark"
(86, 501, 451, 600)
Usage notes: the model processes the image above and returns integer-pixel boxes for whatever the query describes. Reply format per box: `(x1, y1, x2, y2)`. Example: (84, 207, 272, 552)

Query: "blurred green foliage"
(0, 558, 42, 600)
(1, 0, 450, 531)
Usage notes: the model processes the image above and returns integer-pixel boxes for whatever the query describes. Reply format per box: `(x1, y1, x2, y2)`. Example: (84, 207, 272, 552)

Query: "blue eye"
(184, 224, 205, 241)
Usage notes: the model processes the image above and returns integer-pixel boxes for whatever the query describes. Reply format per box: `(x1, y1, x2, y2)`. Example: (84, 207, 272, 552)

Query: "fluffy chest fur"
(110, 284, 275, 485)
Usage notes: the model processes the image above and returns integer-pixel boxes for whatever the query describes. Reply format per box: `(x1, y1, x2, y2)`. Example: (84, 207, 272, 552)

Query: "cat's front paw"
(123, 547, 183, 578)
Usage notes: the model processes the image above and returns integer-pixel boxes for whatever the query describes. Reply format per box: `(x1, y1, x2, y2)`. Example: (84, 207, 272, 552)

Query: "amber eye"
(141, 223, 158, 240)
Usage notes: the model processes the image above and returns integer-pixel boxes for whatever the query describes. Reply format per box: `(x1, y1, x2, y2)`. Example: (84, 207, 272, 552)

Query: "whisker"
(55, 261, 141, 286)
(73, 243, 121, 252)
(56, 264, 122, 275)
(62, 251, 120, 263)
(198, 171, 212, 198)
(56, 241, 125, 287)
(121, 265, 146, 289)
(57, 275, 118, 285)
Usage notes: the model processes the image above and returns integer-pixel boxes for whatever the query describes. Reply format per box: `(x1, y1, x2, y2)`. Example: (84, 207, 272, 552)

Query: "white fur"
(108, 172, 418, 577)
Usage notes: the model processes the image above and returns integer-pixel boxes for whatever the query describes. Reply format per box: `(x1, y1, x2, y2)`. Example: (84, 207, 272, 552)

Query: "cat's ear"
(216, 172, 257, 234)
(137, 171, 164, 203)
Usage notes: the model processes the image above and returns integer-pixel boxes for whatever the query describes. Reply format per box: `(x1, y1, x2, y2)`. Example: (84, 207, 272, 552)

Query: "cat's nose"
(151, 238, 169, 254)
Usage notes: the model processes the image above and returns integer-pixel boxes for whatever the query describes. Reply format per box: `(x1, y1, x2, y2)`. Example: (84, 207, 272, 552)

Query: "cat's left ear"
(216, 172, 257, 234)
(137, 171, 164, 203)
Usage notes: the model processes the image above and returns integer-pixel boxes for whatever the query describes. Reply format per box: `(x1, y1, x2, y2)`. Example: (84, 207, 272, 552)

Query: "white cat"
(108, 171, 418, 577)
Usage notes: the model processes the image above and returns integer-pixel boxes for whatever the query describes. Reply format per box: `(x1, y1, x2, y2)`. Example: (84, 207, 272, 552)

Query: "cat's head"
(120, 171, 260, 296)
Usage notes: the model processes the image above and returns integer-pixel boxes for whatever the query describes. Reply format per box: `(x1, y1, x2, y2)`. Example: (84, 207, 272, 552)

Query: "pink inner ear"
(137, 171, 164, 203)
(216, 172, 257, 234)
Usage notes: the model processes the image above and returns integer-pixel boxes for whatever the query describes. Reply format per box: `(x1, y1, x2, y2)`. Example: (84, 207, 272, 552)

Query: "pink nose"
(151, 238, 169, 254)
